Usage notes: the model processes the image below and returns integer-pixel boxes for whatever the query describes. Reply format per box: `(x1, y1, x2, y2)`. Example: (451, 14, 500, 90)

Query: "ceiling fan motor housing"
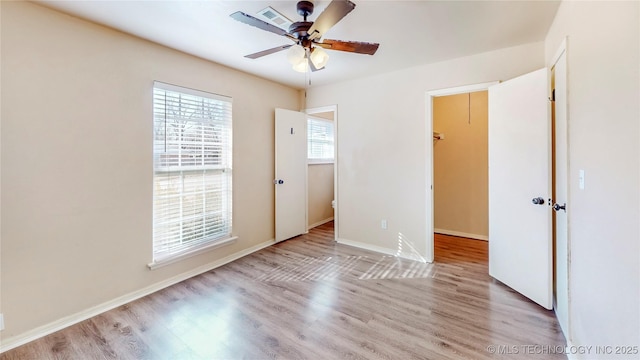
(289, 21, 313, 39)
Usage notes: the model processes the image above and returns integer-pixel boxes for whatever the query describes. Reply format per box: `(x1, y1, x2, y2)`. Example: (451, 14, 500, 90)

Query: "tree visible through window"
(152, 82, 232, 263)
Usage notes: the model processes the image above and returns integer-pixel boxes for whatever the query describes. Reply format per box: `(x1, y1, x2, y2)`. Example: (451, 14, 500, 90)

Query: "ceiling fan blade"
(307, 0, 356, 40)
(316, 39, 379, 55)
(245, 44, 293, 59)
(230, 11, 296, 41)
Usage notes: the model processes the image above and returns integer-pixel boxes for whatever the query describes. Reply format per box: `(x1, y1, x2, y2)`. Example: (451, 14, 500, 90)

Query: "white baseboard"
(0, 238, 276, 354)
(308, 217, 334, 229)
(434, 228, 488, 241)
(337, 238, 428, 263)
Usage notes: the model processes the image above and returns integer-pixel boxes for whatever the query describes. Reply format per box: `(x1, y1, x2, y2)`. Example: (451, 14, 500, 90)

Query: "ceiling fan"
(230, 0, 379, 72)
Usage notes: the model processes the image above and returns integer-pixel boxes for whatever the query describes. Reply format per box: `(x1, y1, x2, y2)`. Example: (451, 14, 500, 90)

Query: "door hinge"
(549, 89, 556, 102)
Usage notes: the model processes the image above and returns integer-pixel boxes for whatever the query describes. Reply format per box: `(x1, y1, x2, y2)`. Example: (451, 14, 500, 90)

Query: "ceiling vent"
(257, 6, 293, 30)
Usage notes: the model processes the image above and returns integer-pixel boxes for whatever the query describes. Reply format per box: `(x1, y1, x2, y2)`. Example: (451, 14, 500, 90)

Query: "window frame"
(307, 116, 335, 164)
(149, 81, 235, 269)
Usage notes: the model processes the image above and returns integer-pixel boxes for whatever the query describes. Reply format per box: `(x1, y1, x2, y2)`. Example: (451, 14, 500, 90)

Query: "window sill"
(308, 161, 334, 165)
(147, 236, 238, 270)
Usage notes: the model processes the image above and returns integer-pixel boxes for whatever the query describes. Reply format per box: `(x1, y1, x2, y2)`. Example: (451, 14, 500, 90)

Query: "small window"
(152, 82, 233, 265)
(307, 117, 334, 163)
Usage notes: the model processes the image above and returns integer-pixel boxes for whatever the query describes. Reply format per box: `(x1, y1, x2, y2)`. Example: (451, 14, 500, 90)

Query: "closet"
(433, 91, 488, 241)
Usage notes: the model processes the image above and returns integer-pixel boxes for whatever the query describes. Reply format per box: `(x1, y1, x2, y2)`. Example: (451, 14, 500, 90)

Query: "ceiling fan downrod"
(290, 1, 315, 43)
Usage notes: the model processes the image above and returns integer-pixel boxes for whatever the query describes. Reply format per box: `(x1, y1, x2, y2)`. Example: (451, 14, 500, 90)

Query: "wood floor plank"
(1, 222, 566, 359)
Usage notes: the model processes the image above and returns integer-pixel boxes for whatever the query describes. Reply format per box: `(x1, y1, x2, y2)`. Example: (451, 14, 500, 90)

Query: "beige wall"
(433, 91, 488, 239)
(545, 0, 639, 354)
(0, 1, 299, 343)
(306, 42, 545, 260)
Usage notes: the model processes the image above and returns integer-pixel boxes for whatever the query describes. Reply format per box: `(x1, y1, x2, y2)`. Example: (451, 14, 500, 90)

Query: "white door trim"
(428, 82, 500, 97)
(551, 37, 568, 69)
(425, 81, 499, 263)
(305, 105, 338, 240)
(550, 36, 571, 341)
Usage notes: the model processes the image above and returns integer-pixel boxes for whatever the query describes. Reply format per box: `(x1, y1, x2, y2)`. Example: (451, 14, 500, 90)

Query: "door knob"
(273, 179, 284, 185)
(553, 203, 566, 212)
(532, 197, 545, 205)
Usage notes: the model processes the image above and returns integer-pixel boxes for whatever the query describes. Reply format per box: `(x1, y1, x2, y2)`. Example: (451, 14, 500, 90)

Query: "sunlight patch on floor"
(359, 256, 434, 280)
(256, 255, 363, 282)
(256, 254, 434, 282)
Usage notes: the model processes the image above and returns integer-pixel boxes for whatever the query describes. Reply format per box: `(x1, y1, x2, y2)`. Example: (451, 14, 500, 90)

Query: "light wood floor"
(1, 222, 566, 359)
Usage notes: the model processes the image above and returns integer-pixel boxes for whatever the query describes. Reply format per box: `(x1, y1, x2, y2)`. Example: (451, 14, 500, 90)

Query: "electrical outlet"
(381, 219, 387, 230)
(0, 314, 4, 331)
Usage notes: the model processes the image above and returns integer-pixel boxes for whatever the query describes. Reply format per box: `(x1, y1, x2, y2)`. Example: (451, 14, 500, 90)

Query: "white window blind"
(307, 117, 334, 163)
(152, 81, 232, 263)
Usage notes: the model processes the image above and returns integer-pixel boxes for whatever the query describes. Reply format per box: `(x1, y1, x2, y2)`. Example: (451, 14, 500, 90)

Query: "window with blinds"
(307, 117, 334, 163)
(152, 82, 232, 264)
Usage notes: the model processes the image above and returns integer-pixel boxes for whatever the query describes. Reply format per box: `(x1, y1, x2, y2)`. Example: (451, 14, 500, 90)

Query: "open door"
(488, 68, 552, 309)
(275, 108, 308, 242)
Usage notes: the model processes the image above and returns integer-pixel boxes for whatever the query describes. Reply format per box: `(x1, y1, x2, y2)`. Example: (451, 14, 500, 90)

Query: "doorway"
(305, 105, 338, 240)
(425, 66, 569, 315)
(427, 74, 553, 309)
(425, 82, 498, 262)
(432, 91, 489, 244)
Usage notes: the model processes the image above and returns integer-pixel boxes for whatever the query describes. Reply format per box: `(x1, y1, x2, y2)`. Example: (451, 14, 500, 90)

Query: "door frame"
(305, 105, 338, 240)
(550, 37, 570, 340)
(425, 82, 499, 262)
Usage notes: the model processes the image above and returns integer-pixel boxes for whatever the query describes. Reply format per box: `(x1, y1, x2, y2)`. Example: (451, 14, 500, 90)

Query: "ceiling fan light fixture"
(310, 46, 329, 69)
(292, 58, 309, 73)
(287, 44, 306, 65)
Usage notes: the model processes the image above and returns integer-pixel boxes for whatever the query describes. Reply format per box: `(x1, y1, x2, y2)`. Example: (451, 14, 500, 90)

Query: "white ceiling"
(36, 0, 560, 90)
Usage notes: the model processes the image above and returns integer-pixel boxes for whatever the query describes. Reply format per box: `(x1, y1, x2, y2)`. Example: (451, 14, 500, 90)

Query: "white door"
(552, 49, 570, 333)
(275, 108, 308, 242)
(488, 68, 552, 310)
